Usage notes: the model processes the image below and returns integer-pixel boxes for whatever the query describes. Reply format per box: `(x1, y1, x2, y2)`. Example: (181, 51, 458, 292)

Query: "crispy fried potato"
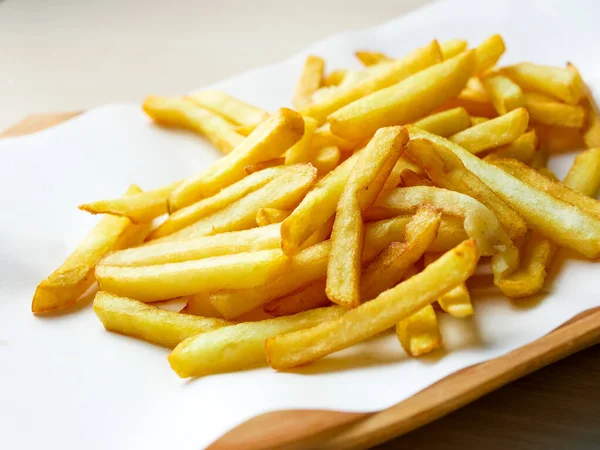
(396, 304, 442, 356)
(281, 152, 359, 255)
(442, 89, 497, 118)
(474, 34, 505, 74)
(482, 74, 524, 115)
(93, 291, 230, 348)
(256, 208, 292, 226)
(329, 51, 475, 141)
(483, 130, 537, 163)
(399, 169, 434, 187)
(79, 180, 182, 223)
(285, 116, 318, 165)
(102, 223, 281, 266)
(502, 62, 585, 105)
(168, 108, 304, 211)
(448, 107, 529, 154)
(564, 147, 600, 195)
(96, 248, 289, 302)
(424, 252, 472, 317)
(406, 138, 527, 239)
(152, 164, 316, 242)
(440, 39, 468, 60)
(265, 239, 479, 370)
(327, 127, 407, 307)
(32, 185, 150, 313)
(244, 158, 285, 174)
(311, 146, 341, 176)
(382, 157, 423, 190)
(186, 90, 268, 127)
(301, 40, 443, 124)
(568, 63, 600, 148)
(524, 92, 587, 128)
(180, 293, 224, 318)
(470, 116, 489, 126)
(408, 126, 600, 258)
(534, 124, 584, 153)
(293, 55, 326, 109)
(355, 51, 392, 66)
(264, 280, 330, 316)
(169, 306, 345, 377)
(143, 96, 244, 154)
(413, 107, 471, 137)
(311, 123, 355, 151)
(324, 69, 348, 87)
(360, 208, 441, 301)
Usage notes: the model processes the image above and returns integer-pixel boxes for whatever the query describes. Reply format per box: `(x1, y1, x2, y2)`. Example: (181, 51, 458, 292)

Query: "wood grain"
(4, 113, 600, 450)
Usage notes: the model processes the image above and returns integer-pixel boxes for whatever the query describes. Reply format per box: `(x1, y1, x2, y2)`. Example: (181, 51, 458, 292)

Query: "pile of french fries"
(33, 34, 600, 378)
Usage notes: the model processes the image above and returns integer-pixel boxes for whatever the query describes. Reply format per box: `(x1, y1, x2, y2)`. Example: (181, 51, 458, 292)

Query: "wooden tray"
(4, 113, 600, 450)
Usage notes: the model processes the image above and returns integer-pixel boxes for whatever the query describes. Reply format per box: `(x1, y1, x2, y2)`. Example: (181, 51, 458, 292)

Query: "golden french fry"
(264, 280, 330, 316)
(93, 291, 230, 348)
(355, 50, 392, 66)
(482, 74, 524, 115)
(424, 252, 472, 317)
(399, 169, 434, 187)
(143, 96, 244, 154)
(281, 152, 359, 255)
(311, 123, 355, 151)
(324, 69, 348, 87)
(244, 158, 285, 174)
(265, 239, 479, 370)
(406, 138, 527, 239)
(153, 164, 316, 242)
(301, 216, 335, 249)
(255, 208, 292, 226)
(236, 122, 258, 137)
(440, 39, 468, 60)
(475, 34, 505, 74)
(449, 107, 529, 154)
(360, 208, 441, 301)
(413, 107, 471, 137)
(293, 55, 326, 109)
(503, 62, 585, 105)
(483, 130, 537, 163)
(534, 124, 584, 153)
(186, 90, 268, 127)
(470, 116, 489, 126)
(96, 248, 289, 302)
(102, 223, 281, 266)
(382, 157, 423, 190)
(408, 126, 600, 258)
(329, 51, 476, 141)
(564, 147, 600, 195)
(79, 180, 182, 223)
(396, 304, 442, 356)
(327, 127, 407, 307)
(523, 92, 587, 128)
(301, 40, 443, 124)
(442, 89, 497, 118)
(169, 306, 345, 377)
(168, 108, 305, 211)
(181, 293, 224, 318)
(285, 116, 318, 165)
(311, 146, 341, 176)
(32, 185, 150, 313)
(568, 62, 600, 148)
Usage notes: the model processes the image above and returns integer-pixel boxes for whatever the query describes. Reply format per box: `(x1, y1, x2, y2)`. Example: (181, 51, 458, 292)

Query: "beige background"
(0, 0, 432, 129)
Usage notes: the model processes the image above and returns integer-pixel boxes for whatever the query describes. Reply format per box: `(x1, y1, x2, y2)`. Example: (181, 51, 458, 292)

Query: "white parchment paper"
(1, 1, 600, 449)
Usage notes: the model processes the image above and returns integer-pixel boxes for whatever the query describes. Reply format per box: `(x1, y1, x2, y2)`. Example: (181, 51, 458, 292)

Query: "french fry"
(448, 107, 529, 154)
(96, 248, 289, 302)
(523, 92, 587, 128)
(424, 252, 472, 318)
(534, 124, 584, 153)
(293, 55, 326, 109)
(470, 116, 489, 126)
(244, 158, 285, 174)
(474, 34, 505, 74)
(169, 306, 345, 377)
(442, 89, 497, 118)
(236, 122, 258, 137)
(568, 62, 600, 148)
(502, 62, 585, 105)
(407, 126, 600, 258)
(329, 51, 476, 141)
(265, 239, 479, 370)
(301, 40, 443, 124)
(405, 138, 527, 239)
(482, 74, 524, 115)
(181, 293, 224, 318)
(396, 304, 442, 356)
(285, 116, 318, 164)
(168, 108, 305, 211)
(186, 90, 268, 127)
(101, 223, 281, 266)
(281, 152, 359, 255)
(264, 280, 329, 316)
(93, 292, 231, 348)
(301, 216, 335, 249)
(399, 169, 434, 187)
(563, 147, 600, 195)
(483, 130, 537, 163)
(413, 107, 471, 137)
(311, 123, 355, 151)
(32, 185, 150, 313)
(355, 50, 392, 66)
(79, 180, 183, 223)
(326, 127, 407, 307)
(360, 208, 441, 301)
(256, 208, 292, 226)
(440, 39, 468, 60)
(311, 146, 341, 175)
(143, 96, 244, 154)
(324, 69, 348, 87)
(370, 186, 519, 281)
(382, 157, 423, 190)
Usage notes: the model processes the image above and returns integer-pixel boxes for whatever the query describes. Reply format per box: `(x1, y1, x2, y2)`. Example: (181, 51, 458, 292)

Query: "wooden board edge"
(1, 112, 81, 138)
